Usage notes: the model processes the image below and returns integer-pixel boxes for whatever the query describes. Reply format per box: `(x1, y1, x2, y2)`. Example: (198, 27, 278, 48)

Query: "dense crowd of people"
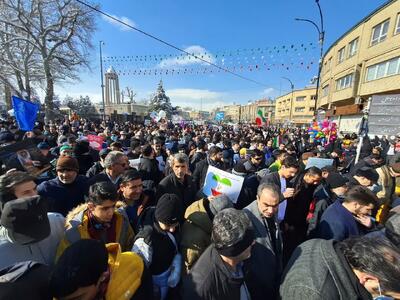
(0, 115, 399, 300)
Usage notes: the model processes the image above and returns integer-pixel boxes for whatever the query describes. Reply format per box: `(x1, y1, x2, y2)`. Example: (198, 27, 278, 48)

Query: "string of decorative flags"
(114, 60, 317, 76)
(102, 42, 317, 63)
(103, 41, 318, 77)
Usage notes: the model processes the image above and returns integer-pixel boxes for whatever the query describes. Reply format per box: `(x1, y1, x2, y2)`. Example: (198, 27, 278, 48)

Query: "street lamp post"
(99, 41, 106, 121)
(282, 77, 294, 125)
(295, 0, 325, 119)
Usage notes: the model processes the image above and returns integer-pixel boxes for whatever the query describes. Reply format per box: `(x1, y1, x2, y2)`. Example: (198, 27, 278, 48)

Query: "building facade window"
(337, 47, 346, 64)
(336, 73, 354, 90)
(366, 56, 400, 81)
(309, 107, 315, 112)
(396, 13, 400, 35)
(371, 19, 390, 45)
(322, 85, 329, 97)
(310, 95, 316, 100)
(348, 38, 359, 58)
(295, 107, 305, 112)
(296, 96, 306, 102)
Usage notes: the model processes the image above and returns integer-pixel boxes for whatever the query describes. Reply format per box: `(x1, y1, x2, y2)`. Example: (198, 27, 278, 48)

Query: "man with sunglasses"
(235, 149, 266, 176)
(88, 151, 130, 188)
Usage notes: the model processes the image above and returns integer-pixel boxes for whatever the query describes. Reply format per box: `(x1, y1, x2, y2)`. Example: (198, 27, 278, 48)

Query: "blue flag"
(12, 96, 39, 131)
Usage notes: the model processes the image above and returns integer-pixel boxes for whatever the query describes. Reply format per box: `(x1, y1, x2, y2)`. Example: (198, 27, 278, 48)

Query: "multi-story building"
(221, 104, 241, 123)
(275, 87, 316, 125)
(318, 0, 400, 132)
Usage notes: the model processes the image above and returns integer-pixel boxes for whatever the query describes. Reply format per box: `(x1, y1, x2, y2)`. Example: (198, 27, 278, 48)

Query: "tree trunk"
(44, 63, 54, 122)
(4, 84, 12, 110)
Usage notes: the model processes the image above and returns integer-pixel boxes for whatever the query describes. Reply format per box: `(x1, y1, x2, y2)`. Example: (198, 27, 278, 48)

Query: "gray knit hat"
(209, 194, 233, 217)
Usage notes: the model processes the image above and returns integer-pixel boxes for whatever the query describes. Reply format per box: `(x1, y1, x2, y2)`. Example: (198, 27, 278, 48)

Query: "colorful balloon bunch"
(308, 119, 338, 145)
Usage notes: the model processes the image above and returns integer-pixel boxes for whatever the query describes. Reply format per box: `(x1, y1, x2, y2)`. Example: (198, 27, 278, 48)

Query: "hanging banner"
(202, 166, 244, 203)
(215, 112, 225, 121)
(87, 135, 104, 151)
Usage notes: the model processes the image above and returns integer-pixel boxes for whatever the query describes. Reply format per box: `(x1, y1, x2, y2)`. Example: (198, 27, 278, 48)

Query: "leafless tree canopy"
(0, 0, 96, 117)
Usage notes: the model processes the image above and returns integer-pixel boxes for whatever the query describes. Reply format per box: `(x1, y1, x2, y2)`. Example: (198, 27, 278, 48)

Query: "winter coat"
(316, 201, 366, 241)
(376, 165, 394, 202)
(56, 203, 134, 259)
(235, 173, 260, 209)
(0, 261, 51, 300)
(132, 208, 180, 273)
(85, 161, 104, 178)
(156, 173, 197, 209)
(192, 159, 210, 191)
(0, 213, 65, 269)
(243, 200, 283, 300)
(37, 175, 89, 217)
(118, 193, 154, 233)
(87, 171, 121, 188)
(180, 199, 213, 272)
(138, 157, 162, 185)
(182, 245, 248, 300)
(190, 151, 206, 172)
(307, 189, 340, 238)
(280, 239, 372, 300)
(75, 154, 94, 175)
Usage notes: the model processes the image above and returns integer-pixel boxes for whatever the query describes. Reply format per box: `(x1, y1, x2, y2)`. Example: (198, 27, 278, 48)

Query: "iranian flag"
(255, 108, 267, 127)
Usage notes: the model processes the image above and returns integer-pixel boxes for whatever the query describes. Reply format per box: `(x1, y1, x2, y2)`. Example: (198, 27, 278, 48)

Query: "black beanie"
(155, 194, 183, 225)
(50, 239, 108, 298)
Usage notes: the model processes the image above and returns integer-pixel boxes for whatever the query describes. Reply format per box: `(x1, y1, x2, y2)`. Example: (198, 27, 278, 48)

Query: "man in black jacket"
(260, 156, 299, 201)
(307, 172, 348, 238)
(189, 140, 207, 173)
(182, 208, 255, 300)
(235, 149, 265, 175)
(192, 146, 225, 191)
(156, 153, 197, 209)
(138, 144, 162, 185)
(280, 236, 400, 300)
(88, 151, 129, 188)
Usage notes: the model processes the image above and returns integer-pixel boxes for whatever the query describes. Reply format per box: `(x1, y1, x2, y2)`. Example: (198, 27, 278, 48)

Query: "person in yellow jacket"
(50, 239, 154, 300)
(56, 181, 134, 259)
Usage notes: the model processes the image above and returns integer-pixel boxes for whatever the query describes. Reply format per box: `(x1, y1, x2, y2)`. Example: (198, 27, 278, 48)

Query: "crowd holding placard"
(0, 116, 399, 300)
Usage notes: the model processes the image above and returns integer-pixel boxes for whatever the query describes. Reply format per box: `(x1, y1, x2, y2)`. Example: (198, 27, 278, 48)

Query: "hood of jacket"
(106, 243, 144, 300)
(184, 199, 212, 235)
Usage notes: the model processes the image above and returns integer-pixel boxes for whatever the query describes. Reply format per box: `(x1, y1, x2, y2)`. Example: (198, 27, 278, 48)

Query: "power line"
(75, 0, 271, 88)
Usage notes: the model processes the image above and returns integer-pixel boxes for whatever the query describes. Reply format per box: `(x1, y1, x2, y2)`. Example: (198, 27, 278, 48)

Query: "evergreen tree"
(149, 80, 173, 117)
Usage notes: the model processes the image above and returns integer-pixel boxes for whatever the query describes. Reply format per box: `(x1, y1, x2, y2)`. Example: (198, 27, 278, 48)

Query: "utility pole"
(295, 0, 325, 119)
(99, 41, 106, 121)
(282, 77, 294, 125)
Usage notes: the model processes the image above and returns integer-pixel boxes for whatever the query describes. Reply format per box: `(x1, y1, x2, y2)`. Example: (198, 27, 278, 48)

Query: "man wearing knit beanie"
(132, 193, 184, 299)
(38, 156, 89, 216)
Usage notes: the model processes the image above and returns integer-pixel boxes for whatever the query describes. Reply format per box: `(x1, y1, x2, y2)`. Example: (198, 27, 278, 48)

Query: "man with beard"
(38, 156, 89, 216)
(317, 186, 378, 241)
(307, 172, 349, 238)
(118, 170, 154, 232)
(193, 146, 225, 191)
(282, 166, 322, 264)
